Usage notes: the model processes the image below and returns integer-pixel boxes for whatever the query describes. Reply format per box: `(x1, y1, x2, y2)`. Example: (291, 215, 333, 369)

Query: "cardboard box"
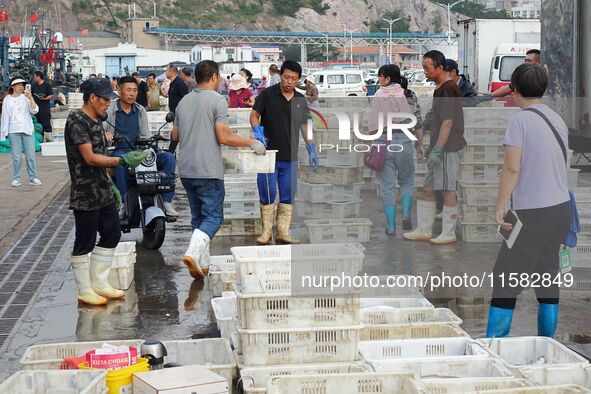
(133, 365, 228, 394)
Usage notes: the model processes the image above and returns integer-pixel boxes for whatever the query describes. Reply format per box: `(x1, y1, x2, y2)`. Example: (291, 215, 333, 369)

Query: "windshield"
(500, 56, 525, 81)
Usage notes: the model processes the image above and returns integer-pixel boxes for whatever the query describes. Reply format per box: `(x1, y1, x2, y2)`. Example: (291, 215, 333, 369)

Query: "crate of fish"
(223, 150, 277, 174)
(460, 162, 503, 182)
(460, 144, 505, 163)
(299, 165, 364, 186)
(305, 218, 372, 243)
(295, 199, 361, 219)
(217, 218, 261, 236)
(223, 198, 260, 219)
(297, 182, 362, 203)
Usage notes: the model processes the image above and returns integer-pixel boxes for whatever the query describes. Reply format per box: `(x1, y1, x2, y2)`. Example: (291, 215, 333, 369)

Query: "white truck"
(457, 19, 541, 94)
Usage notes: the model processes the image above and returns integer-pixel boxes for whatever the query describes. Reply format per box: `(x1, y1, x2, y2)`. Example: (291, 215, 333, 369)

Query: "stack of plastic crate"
(218, 174, 262, 237)
(50, 118, 67, 142)
(231, 243, 367, 394)
(146, 111, 172, 137)
(571, 187, 591, 268)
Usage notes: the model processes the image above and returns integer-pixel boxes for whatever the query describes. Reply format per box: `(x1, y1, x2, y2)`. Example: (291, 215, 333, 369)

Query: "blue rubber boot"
(538, 303, 559, 337)
(486, 306, 514, 338)
(401, 194, 413, 230)
(384, 204, 396, 235)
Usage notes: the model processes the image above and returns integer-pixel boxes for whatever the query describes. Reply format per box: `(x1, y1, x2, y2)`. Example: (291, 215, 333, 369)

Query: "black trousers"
(73, 203, 121, 256)
(36, 111, 52, 133)
(491, 201, 570, 309)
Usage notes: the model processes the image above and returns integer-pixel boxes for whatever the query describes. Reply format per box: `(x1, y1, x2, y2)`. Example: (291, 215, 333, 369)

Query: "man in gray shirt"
(172, 60, 266, 280)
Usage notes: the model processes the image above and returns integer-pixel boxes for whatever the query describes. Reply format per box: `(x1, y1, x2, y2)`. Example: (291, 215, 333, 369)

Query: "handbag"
(363, 145, 386, 171)
(524, 107, 580, 247)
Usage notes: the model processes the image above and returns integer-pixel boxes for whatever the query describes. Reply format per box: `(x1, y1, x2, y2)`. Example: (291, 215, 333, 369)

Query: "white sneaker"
(164, 202, 179, 217)
(29, 178, 42, 186)
(11, 180, 21, 187)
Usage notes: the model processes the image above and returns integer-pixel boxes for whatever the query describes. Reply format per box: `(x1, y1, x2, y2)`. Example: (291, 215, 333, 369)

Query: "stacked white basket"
(50, 118, 67, 141)
(571, 187, 591, 268)
(220, 174, 261, 237)
(146, 111, 172, 137)
(67, 92, 83, 110)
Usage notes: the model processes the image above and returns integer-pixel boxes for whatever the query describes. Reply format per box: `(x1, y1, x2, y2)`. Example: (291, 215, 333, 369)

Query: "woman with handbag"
(486, 63, 571, 338)
(367, 65, 420, 235)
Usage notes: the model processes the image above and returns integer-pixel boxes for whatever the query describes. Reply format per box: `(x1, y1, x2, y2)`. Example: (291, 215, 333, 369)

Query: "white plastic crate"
(371, 358, 514, 380)
(461, 222, 501, 243)
(233, 282, 359, 329)
(239, 362, 371, 394)
(305, 218, 372, 243)
(20, 339, 143, 370)
(266, 372, 425, 394)
(520, 364, 591, 387)
(574, 187, 591, 202)
(460, 144, 505, 162)
(425, 378, 530, 394)
(476, 385, 591, 394)
(359, 338, 489, 363)
(208, 255, 237, 297)
(578, 222, 591, 242)
(295, 199, 361, 219)
(0, 370, 107, 394)
(569, 169, 580, 188)
(223, 149, 277, 174)
(572, 244, 591, 268)
(108, 241, 136, 290)
(223, 198, 260, 219)
(41, 141, 66, 156)
(298, 144, 363, 166)
(161, 338, 237, 390)
(229, 124, 253, 138)
(228, 108, 251, 125)
(478, 337, 589, 370)
(51, 118, 68, 129)
(146, 111, 169, 123)
(234, 323, 361, 366)
(230, 243, 365, 292)
(218, 218, 261, 236)
(576, 201, 591, 222)
(358, 275, 424, 299)
(458, 181, 499, 205)
(359, 297, 433, 309)
(299, 165, 364, 186)
(211, 294, 238, 346)
(359, 306, 462, 325)
(360, 323, 469, 341)
(463, 107, 520, 127)
(297, 182, 362, 203)
(461, 204, 496, 223)
(224, 175, 259, 200)
(460, 162, 503, 181)
(463, 127, 506, 144)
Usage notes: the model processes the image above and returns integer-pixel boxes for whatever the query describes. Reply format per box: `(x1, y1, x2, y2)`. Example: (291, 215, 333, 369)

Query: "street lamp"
(381, 27, 389, 64)
(437, 0, 464, 45)
(382, 17, 401, 65)
(322, 33, 329, 62)
(345, 28, 359, 66)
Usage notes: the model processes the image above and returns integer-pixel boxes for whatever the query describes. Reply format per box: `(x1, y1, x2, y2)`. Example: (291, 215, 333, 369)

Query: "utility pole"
(323, 33, 329, 62)
(382, 17, 401, 65)
(381, 27, 389, 64)
(345, 28, 359, 66)
(437, 0, 464, 45)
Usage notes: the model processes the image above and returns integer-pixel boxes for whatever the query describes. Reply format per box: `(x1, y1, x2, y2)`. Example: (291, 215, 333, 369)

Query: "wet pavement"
(1, 173, 591, 382)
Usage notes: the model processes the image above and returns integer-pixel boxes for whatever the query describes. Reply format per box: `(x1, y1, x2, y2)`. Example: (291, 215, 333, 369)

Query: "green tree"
(433, 13, 443, 33)
(369, 10, 411, 33)
(272, 0, 302, 17)
(430, 0, 510, 19)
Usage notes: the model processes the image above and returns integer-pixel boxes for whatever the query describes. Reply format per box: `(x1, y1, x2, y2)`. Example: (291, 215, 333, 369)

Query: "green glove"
(119, 151, 149, 168)
(427, 146, 442, 171)
(107, 177, 122, 209)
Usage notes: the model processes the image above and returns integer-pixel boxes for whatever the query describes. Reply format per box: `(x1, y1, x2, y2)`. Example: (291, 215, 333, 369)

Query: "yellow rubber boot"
(90, 246, 125, 299)
(256, 204, 275, 245)
(276, 203, 300, 244)
(71, 255, 107, 306)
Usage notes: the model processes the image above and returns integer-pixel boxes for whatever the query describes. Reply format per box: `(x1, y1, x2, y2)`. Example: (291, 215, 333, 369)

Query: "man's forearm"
(435, 120, 453, 148)
(85, 153, 121, 168)
(300, 123, 312, 145)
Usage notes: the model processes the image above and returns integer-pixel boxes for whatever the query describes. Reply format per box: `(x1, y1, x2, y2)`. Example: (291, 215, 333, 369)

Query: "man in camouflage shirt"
(65, 78, 148, 306)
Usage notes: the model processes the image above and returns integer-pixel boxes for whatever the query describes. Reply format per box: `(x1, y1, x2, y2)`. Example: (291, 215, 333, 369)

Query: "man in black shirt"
(65, 78, 148, 306)
(132, 72, 149, 108)
(250, 60, 318, 245)
(32, 71, 54, 141)
(166, 64, 189, 114)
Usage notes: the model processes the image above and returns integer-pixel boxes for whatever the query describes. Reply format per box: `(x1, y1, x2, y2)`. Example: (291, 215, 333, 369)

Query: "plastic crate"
(298, 144, 363, 166)
(357, 275, 424, 299)
(359, 297, 433, 309)
(299, 165, 364, 186)
(229, 124, 253, 138)
(478, 337, 589, 370)
(223, 198, 260, 219)
(233, 282, 359, 329)
(460, 162, 503, 181)
(461, 204, 497, 223)
(211, 294, 238, 347)
(458, 181, 499, 205)
(230, 243, 365, 292)
(461, 222, 501, 243)
(520, 364, 591, 387)
(295, 199, 361, 219)
(460, 144, 505, 162)
(161, 338, 237, 389)
(476, 385, 591, 394)
(108, 241, 136, 291)
(297, 182, 362, 203)
(425, 378, 530, 394)
(571, 244, 591, 268)
(208, 255, 237, 297)
(41, 141, 66, 156)
(218, 218, 262, 236)
(266, 372, 425, 394)
(360, 323, 469, 341)
(51, 118, 68, 129)
(305, 218, 372, 243)
(228, 108, 251, 125)
(224, 174, 259, 200)
(574, 187, 591, 201)
(576, 201, 591, 222)
(359, 338, 489, 363)
(234, 323, 361, 366)
(0, 370, 108, 394)
(463, 127, 506, 144)
(239, 362, 371, 394)
(569, 169, 581, 188)
(223, 149, 277, 174)
(20, 339, 143, 370)
(359, 306, 462, 325)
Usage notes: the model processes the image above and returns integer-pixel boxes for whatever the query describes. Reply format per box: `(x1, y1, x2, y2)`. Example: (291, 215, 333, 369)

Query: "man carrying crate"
(250, 60, 319, 245)
(173, 60, 266, 280)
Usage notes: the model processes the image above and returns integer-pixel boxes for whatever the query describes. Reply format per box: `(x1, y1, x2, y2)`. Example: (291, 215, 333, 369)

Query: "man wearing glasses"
(492, 49, 541, 98)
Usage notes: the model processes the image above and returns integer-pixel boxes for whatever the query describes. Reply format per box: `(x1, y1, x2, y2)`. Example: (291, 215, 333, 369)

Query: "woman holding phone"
(1, 77, 42, 187)
(227, 74, 254, 108)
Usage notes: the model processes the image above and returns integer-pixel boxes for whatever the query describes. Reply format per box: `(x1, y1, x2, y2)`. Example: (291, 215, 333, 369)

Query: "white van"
(488, 43, 539, 93)
(310, 70, 367, 97)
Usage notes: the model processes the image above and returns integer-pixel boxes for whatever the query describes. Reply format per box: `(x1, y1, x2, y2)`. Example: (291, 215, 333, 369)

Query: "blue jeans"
(111, 148, 176, 203)
(257, 160, 298, 204)
(9, 132, 37, 182)
(181, 178, 225, 239)
(375, 133, 415, 206)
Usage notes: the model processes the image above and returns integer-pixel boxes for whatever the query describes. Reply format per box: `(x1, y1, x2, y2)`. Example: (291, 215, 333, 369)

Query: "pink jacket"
(368, 83, 412, 135)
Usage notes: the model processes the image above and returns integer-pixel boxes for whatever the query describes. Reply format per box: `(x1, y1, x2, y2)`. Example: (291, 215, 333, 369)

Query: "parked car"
(310, 69, 367, 97)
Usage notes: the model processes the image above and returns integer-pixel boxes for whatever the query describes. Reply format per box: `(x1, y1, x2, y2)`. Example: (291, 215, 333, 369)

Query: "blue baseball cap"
(80, 78, 118, 100)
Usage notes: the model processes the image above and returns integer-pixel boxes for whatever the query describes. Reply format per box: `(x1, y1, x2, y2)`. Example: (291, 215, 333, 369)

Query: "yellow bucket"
(79, 357, 150, 394)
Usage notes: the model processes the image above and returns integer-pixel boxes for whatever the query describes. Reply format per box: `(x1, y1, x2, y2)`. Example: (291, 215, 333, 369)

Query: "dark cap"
(444, 59, 459, 74)
(80, 78, 118, 100)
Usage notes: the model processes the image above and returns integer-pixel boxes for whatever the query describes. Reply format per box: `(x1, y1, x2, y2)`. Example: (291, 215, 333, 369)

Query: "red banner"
(9, 35, 20, 44)
(0, 11, 8, 22)
(29, 13, 38, 24)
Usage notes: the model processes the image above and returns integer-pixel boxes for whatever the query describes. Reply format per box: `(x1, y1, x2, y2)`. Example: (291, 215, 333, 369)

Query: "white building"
(512, 1, 541, 19)
(190, 45, 281, 64)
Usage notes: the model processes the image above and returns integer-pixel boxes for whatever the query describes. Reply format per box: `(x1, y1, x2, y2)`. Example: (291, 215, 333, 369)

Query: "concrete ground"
(1, 148, 591, 383)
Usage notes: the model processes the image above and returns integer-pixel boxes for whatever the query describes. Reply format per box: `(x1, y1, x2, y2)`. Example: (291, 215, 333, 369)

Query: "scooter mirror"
(165, 112, 175, 123)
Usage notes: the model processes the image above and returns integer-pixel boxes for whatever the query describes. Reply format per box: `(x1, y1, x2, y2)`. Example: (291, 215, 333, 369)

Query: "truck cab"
(488, 43, 539, 94)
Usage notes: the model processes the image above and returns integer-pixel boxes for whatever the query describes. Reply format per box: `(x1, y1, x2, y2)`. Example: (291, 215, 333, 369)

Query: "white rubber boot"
(72, 255, 107, 306)
(182, 229, 210, 280)
(430, 205, 459, 245)
(403, 200, 436, 241)
(90, 246, 126, 299)
(199, 242, 210, 274)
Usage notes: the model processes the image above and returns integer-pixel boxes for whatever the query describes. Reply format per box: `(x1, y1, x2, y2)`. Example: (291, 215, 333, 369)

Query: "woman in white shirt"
(1, 77, 41, 187)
